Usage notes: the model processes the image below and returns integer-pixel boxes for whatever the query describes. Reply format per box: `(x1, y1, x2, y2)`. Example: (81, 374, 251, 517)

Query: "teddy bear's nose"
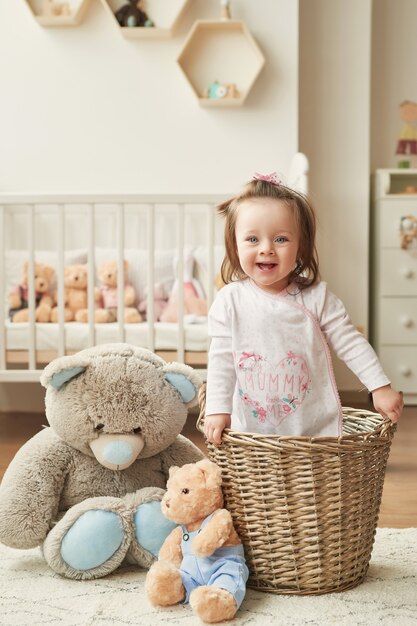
(89, 433, 145, 470)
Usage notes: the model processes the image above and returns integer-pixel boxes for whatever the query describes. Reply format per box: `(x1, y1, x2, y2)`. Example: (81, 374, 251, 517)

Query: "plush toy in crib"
(0, 344, 205, 580)
(138, 282, 169, 322)
(50, 264, 98, 323)
(160, 251, 208, 323)
(86, 260, 143, 323)
(114, 0, 154, 27)
(146, 459, 248, 624)
(8, 261, 55, 323)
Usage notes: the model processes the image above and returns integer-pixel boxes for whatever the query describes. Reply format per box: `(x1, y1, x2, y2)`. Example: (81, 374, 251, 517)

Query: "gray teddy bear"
(0, 343, 204, 579)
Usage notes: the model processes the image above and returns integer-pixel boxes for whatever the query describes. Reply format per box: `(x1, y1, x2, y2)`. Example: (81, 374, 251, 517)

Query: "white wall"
(0, 0, 299, 412)
(371, 0, 417, 170)
(0, 0, 298, 194)
(299, 0, 372, 391)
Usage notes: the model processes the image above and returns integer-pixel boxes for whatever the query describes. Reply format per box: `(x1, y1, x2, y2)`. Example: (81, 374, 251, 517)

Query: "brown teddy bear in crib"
(8, 261, 55, 323)
(145, 459, 249, 624)
(92, 260, 142, 323)
(50, 264, 98, 323)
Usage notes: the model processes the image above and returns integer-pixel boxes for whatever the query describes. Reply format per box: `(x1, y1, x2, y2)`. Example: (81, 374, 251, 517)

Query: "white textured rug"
(0, 528, 416, 626)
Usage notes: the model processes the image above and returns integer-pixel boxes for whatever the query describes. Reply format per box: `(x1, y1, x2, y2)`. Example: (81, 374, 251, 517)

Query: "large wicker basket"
(197, 384, 395, 595)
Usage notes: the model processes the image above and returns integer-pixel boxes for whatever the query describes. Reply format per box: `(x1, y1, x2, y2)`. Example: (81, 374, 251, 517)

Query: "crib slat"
(87, 204, 96, 346)
(28, 205, 36, 370)
(147, 204, 155, 352)
(117, 204, 125, 342)
(0, 205, 5, 370)
(57, 204, 66, 356)
(177, 204, 185, 363)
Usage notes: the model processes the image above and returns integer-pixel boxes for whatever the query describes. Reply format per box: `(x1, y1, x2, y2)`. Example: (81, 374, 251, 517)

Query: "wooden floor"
(1, 403, 416, 528)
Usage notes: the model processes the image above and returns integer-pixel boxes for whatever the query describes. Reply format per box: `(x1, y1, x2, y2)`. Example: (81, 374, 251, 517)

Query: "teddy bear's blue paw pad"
(134, 500, 177, 557)
(61, 510, 124, 570)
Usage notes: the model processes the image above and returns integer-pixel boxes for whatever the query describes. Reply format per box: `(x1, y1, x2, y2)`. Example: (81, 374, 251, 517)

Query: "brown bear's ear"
(196, 459, 222, 489)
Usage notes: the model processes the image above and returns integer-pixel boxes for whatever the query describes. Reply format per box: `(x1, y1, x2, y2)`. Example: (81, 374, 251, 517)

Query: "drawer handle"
(400, 316, 414, 328)
(399, 365, 412, 377)
(401, 268, 414, 279)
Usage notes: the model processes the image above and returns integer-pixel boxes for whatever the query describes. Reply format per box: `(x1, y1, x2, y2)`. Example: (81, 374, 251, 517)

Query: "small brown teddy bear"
(50, 264, 96, 323)
(8, 261, 55, 323)
(145, 459, 248, 624)
(93, 260, 142, 323)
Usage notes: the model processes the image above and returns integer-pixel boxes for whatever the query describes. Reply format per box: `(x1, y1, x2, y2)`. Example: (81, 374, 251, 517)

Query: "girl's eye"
(247, 236, 258, 243)
(275, 236, 288, 244)
(182, 488, 189, 495)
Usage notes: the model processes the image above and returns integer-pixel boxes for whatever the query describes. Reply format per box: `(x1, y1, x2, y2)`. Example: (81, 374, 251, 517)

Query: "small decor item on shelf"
(115, 0, 154, 28)
(399, 214, 417, 249)
(395, 100, 417, 168)
(220, 0, 231, 20)
(42, 0, 72, 16)
(206, 81, 239, 100)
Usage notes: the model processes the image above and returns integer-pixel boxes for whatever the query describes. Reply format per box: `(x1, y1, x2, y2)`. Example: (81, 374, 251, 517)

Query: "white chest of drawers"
(372, 170, 417, 405)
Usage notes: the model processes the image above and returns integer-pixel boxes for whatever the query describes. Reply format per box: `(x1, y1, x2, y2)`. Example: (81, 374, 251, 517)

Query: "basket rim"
(197, 384, 395, 450)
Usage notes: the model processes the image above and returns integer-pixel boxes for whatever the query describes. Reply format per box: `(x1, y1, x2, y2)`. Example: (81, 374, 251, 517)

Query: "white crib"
(0, 154, 309, 383)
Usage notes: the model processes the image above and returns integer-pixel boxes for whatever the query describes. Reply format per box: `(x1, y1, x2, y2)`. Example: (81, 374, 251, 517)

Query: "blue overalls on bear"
(179, 513, 249, 608)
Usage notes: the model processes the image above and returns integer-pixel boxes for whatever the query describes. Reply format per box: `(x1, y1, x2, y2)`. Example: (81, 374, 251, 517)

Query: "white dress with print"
(205, 280, 390, 437)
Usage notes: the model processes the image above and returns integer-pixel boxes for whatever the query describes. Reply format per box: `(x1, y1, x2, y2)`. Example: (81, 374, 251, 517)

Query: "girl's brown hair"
(217, 179, 319, 289)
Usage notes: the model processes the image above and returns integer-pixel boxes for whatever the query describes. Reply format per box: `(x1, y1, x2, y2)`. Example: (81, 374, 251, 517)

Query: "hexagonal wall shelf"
(177, 20, 265, 107)
(24, 0, 92, 26)
(100, 0, 191, 38)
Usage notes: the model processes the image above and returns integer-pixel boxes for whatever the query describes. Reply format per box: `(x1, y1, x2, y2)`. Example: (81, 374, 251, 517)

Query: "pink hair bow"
(253, 171, 281, 185)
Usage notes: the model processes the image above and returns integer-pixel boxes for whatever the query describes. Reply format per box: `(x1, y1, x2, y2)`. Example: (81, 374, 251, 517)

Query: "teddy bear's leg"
(189, 586, 238, 624)
(145, 560, 185, 606)
(51, 306, 73, 322)
(94, 308, 114, 323)
(123, 487, 177, 569)
(43, 497, 133, 580)
(124, 307, 143, 323)
(12, 308, 29, 322)
(35, 304, 52, 323)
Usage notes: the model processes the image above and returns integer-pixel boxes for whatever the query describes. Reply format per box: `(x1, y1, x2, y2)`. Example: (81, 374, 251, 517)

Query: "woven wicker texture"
(197, 384, 395, 595)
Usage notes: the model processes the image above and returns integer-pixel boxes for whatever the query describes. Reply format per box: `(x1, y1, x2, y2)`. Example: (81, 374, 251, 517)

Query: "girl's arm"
(318, 285, 403, 422)
(205, 291, 236, 442)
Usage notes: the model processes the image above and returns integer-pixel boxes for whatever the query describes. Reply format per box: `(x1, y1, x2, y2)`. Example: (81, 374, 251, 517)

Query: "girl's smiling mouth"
(257, 263, 277, 271)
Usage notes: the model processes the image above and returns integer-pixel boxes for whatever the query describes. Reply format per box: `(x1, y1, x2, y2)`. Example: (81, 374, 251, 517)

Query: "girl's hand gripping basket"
(197, 384, 396, 595)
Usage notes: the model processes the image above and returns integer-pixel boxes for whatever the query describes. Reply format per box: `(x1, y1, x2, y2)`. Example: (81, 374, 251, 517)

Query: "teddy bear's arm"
(124, 285, 136, 307)
(158, 525, 183, 568)
(160, 434, 205, 480)
(0, 429, 70, 549)
(191, 509, 234, 557)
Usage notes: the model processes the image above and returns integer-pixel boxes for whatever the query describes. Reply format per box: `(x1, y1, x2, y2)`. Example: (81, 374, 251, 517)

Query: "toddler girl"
(204, 173, 403, 444)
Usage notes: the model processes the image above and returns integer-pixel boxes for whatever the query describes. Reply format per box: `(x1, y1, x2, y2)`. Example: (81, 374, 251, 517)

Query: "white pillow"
(4, 249, 87, 293)
(193, 244, 225, 293)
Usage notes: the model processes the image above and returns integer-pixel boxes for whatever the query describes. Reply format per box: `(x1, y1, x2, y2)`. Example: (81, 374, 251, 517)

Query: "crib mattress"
(5, 321, 209, 353)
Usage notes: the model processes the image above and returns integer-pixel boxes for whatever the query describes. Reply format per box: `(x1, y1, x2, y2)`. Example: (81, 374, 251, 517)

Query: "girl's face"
(235, 197, 299, 294)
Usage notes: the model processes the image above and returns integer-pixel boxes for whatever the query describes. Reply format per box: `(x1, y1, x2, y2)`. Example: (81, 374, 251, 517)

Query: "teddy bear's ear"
(48, 367, 86, 390)
(168, 465, 179, 478)
(196, 459, 222, 489)
(40, 353, 90, 390)
(49, 367, 85, 391)
(163, 363, 202, 407)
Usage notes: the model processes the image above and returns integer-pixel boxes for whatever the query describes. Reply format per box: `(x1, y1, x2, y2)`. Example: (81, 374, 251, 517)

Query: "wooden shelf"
(177, 20, 265, 107)
(24, 0, 92, 26)
(100, 0, 191, 38)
